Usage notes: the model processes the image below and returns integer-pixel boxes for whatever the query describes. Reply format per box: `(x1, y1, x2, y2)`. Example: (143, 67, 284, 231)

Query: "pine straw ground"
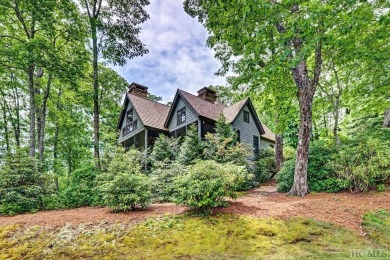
(0, 182, 389, 232)
(0, 183, 389, 259)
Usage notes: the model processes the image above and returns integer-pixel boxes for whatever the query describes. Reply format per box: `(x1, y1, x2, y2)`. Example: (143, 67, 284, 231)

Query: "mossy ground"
(0, 211, 389, 259)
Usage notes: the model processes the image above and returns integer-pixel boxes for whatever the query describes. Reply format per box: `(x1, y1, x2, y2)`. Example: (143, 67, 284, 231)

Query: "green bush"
(61, 164, 100, 207)
(275, 142, 347, 193)
(174, 160, 251, 213)
(274, 159, 295, 192)
(98, 147, 152, 211)
(332, 138, 390, 192)
(0, 150, 42, 216)
(254, 148, 276, 183)
(150, 162, 188, 202)
(42, 194, 65, 210)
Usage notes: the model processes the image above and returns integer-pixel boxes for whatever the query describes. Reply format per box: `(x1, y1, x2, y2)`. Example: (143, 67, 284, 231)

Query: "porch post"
(144, 128, 148, 171)
(198, 119, 202, 139)
(144, 128, 148, 152)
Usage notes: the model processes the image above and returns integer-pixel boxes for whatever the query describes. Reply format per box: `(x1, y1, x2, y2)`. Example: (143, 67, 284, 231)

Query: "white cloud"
(111, 0, 226, 103)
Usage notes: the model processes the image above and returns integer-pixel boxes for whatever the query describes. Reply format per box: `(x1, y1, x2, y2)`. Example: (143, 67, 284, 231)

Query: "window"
(253, 135, 259, 154)
(236, 129, 241, 142)
(126, 108, 133, 124)
(177, 107, 186, 125)
(243, 110, 250, 123)
(122, 119, 138, 137)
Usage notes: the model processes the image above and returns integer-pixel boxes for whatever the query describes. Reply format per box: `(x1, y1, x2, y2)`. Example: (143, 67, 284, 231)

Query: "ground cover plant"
(1, 211, 389, 259)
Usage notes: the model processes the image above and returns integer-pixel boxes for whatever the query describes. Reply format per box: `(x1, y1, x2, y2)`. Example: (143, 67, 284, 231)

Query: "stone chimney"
(128, 83, 148, 99)
(197, 87, 217, 103)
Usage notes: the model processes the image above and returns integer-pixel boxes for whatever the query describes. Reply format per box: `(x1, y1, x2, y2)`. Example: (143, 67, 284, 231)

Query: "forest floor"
(1, 183, 390, 259)
(0, 181, 389, 233)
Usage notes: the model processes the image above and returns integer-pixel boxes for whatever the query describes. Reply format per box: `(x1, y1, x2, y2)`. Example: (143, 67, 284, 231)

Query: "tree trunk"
(38, 73, 52, 169)
(288, 60, 315, 197)
(91, 21, 100, 169)
(1, 97, 10, 152)
(53, 88, 61, 192)
(11, 82, 21, 148)
(383, 108, 390, 127)
(28, 64, 36, 157)
(333, 108, 340, 146)
(275, 134, 283, 172)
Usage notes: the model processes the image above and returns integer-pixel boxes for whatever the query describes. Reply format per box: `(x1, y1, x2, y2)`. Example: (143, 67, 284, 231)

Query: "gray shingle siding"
(118, 100, 145, 143)
(168, 97, 198, 131)
(260, 138, 274, 148)
(231, 104, 261, 152)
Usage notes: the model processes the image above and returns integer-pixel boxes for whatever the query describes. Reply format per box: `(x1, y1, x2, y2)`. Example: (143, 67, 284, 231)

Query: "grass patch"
(362, 210, 390, 248)
(0, 214, 384, 259)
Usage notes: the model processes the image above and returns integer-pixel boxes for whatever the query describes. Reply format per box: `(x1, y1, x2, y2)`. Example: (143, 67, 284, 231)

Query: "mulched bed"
(1, 183, 389, 233)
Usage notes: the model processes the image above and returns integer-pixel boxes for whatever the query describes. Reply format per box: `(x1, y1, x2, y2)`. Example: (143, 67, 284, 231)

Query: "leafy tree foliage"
(0, 150, 42, 215)
(184, 0, 388, 196)
(80, 0, 150, 167)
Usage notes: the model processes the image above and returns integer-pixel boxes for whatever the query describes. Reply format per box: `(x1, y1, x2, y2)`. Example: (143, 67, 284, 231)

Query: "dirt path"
(1, 183, 389, 232)
(220, 182, 390, 233)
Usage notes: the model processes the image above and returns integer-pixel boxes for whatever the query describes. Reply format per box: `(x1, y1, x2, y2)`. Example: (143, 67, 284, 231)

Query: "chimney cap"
(197, 87, 216, 94)
(129, 82, 148, 90)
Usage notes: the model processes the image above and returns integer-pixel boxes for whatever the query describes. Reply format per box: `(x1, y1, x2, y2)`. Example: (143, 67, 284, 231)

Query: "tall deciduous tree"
(184, 0, 387, 196)
(80, 0, 150, 168)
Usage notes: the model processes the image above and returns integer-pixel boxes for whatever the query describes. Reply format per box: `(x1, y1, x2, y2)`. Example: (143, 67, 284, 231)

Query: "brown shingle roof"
(223, 98, 248, 123)
(128, 94, 170, 131)
(261, 123, 276, 142)
(178, 89, 225, 121)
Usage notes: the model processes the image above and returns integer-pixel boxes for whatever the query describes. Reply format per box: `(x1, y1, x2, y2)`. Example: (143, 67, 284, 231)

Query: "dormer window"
(123, 119, 138, 137)
(126, 108, 133, 124)
(243, 110, 250, 123)
(177, 107, 186, 125)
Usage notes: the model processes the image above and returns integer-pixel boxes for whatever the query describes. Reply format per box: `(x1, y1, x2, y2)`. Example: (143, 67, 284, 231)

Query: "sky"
(111, 0, 226, 103)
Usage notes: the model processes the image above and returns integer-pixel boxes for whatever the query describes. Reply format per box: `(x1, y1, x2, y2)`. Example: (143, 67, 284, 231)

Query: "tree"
(177, 124, 203, 165)
(183, 0, 387, 196)
(80, 0, 150, 168)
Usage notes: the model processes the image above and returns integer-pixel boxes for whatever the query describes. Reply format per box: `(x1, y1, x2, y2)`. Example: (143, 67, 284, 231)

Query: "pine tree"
(149, 134, 180, 169)
(178, 124, 203, 165)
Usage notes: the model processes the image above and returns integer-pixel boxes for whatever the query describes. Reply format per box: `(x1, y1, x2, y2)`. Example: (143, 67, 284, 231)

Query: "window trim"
(243, 110, 250, 123)
(126, 108, 133, 124)
(122, 119, 138, 137)
(177, 107, 186, 125)
(235, 129, 241, 143)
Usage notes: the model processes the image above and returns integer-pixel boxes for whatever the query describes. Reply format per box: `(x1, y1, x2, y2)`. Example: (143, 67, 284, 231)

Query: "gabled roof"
(224, 98, 265, 136)
(223, 98, 248, 123)
(178, 89, 226, 121)
(117, 93, 170, 131)
(164, 89, 267, 137)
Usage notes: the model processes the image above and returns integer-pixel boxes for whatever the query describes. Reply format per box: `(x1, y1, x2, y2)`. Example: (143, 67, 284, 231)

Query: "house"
(117, 83, 275, 155)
